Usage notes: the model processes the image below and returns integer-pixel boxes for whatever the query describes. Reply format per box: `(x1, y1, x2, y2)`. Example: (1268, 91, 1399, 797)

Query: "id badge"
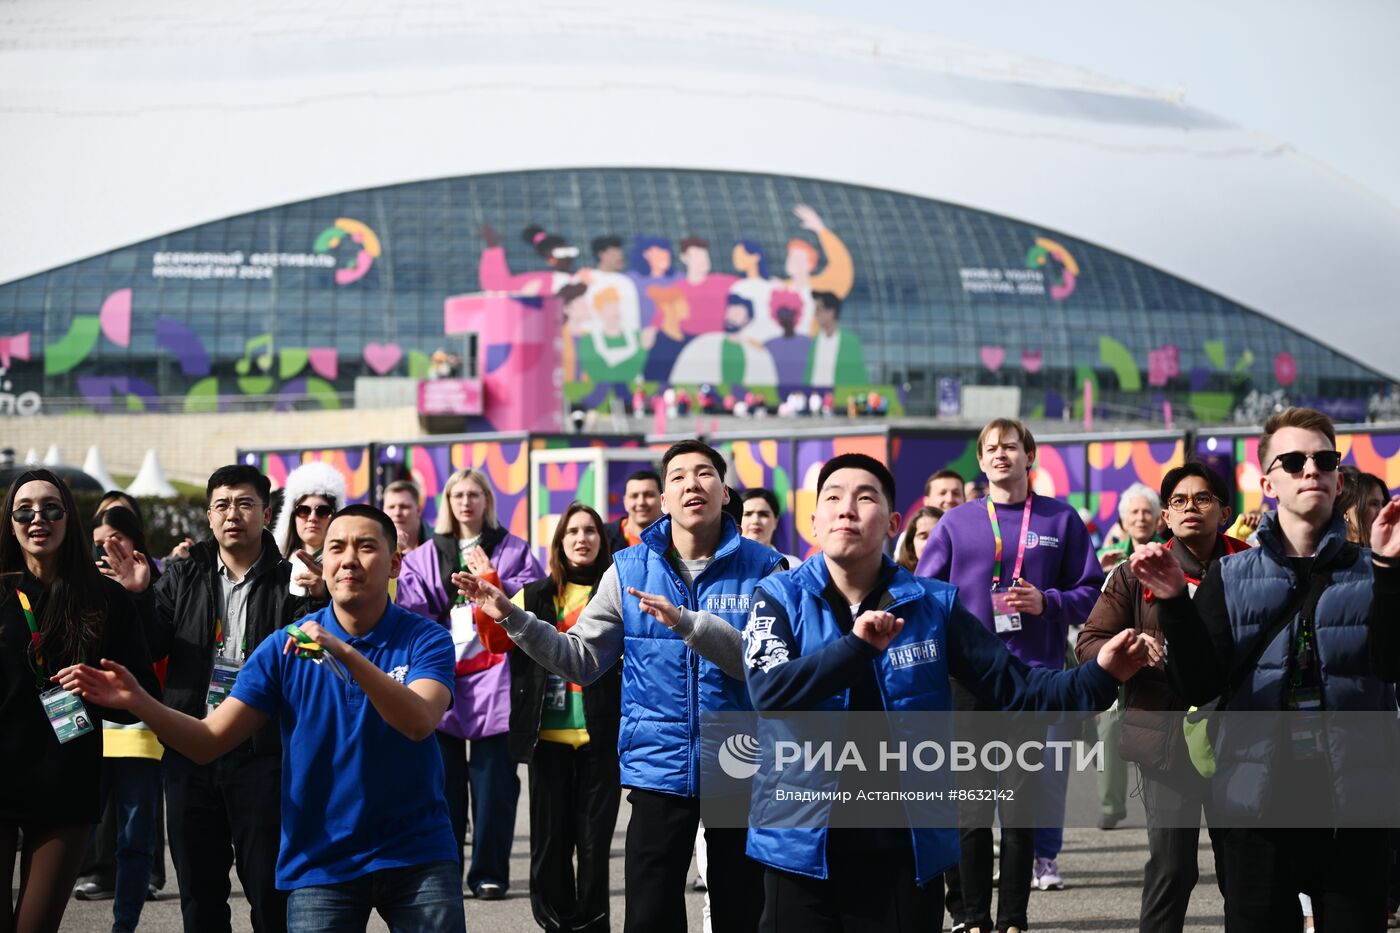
(40, 686, 94, 744)
(544, 674, 568, 711)
(1290, 686, 1323, 711)
(449, 604, 478, 645)
(206, 656, 243, 709)
(990, 590, 1022, 634)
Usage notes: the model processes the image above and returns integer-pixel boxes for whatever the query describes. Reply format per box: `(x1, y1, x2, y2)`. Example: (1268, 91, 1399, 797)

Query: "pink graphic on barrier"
(1021, 350, 1043, 374)
(979, 346, 1005, 372)
(308, 348, 339, 380)
(0, 332, 30, 368)
(363, 343, 403, 375)
(1274, 351, 1297, 388)
(99, 289, 132, 348)
(1147, 344, 1180, 387)
(442, 294, 563, 432)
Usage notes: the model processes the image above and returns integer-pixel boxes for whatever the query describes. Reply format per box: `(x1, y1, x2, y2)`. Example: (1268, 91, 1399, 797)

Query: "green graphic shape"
(44, 316, 101, 375)
(1097, 336, 1142, 391)
(184, 377, 220, 413)
(279, 349, 309, 380)
(408, 350, 432, 380)
(305, 377, 340, 409)
(1204, 340, 1228, 371)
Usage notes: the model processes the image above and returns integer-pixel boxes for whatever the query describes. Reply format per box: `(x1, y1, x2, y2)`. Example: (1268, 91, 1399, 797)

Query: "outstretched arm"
(54, 660, 268, 765)
(289, 621, 451, 742)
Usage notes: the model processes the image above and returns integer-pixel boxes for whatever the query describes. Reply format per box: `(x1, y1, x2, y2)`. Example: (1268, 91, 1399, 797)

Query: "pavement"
(35, 764, 1229, 932)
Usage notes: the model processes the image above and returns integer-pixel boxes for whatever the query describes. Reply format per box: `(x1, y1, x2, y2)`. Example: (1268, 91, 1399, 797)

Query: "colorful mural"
(888, 435, 979, 527)
(242, 446, 372, 506)
(377, 438, 531, 540)
(1033, 442, 1088, 510)
(1086, 439, 1184, 525)
(719, 437, 800, 554)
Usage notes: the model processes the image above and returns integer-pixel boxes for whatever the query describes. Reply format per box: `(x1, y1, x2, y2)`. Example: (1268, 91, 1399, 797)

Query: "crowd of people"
(3, 406, 1398, 933)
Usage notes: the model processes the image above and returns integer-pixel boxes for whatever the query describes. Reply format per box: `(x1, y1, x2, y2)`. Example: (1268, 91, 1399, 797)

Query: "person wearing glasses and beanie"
(1077, 461, 1246, 932)
(1133, 408, 1400, 932)
(0, 470, 158, 933)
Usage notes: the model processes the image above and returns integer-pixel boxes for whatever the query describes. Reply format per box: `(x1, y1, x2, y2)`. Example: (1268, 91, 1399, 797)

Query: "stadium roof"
(2, 0, 1397, 377)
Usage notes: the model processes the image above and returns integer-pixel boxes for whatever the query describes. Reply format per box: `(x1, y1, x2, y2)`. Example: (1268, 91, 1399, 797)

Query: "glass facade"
(0, 167, 1386, 422)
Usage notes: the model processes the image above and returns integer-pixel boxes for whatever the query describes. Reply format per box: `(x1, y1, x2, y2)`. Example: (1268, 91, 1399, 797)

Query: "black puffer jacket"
(148, 531, 318, 757)
(507, 576, 623, 764)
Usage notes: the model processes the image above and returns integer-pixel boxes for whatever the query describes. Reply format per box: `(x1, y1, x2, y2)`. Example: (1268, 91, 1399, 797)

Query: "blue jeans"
(286, 860, 466, 933)
(97, 757, 161, 933)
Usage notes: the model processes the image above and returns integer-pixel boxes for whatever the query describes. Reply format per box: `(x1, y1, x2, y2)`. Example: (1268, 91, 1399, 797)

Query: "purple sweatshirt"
(915, 494, 1103, 670)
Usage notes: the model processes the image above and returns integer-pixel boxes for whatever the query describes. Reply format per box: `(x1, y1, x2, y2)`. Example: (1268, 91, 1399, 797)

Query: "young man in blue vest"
(742, 453, 1151, 932)
(56, 506, 465, 933)
(1133, 407, 1400, 933)
(457, 440, 785, 932)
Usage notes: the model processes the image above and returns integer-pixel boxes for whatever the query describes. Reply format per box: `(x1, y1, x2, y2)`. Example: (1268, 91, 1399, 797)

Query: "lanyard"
(18, 590, 45, 685)
(987, 494, 1034, 590)
(213, 616, 248, 658)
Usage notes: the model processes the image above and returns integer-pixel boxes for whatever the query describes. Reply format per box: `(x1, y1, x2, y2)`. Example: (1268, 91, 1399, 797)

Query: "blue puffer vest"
(746, 556, 962, 886)
(612, 515, 782, 796)
(1213, 511, 1399, 822)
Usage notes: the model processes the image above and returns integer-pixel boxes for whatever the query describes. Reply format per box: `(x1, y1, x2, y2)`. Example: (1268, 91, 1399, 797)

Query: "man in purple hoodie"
(915, 417, 1103, 933)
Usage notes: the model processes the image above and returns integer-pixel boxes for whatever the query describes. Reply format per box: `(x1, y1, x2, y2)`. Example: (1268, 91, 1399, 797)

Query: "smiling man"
(57, 505, 463, 933)
(741, 453, 1149, 932)
(1133, 408, 1400, 933)
(604, 469, 664, 553)
(456, 440, 784, 932)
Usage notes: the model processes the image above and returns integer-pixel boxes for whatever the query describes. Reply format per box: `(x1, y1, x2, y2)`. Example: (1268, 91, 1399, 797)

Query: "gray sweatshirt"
(498, 563, 746, 683)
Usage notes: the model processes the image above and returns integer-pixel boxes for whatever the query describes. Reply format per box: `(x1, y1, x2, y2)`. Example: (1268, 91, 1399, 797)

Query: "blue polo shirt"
(231, 599, 458, 890)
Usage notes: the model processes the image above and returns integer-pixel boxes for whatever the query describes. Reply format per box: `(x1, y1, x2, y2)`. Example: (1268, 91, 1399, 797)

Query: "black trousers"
(622, 788, 763, 933)
(1138, 763, 1226, 933)
(437, 732, 521, 892)
(528, 741, 622, 933)
(164, 749, 286, 933)
(955, 748, 1041, 932)
(1221, 827, 1388, 933)
(759, 847, 943, 932)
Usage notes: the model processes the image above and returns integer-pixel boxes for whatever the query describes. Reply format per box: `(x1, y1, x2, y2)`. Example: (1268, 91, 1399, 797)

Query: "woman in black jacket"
(0, 470, 158, 933)
(477, 502, 622, 933)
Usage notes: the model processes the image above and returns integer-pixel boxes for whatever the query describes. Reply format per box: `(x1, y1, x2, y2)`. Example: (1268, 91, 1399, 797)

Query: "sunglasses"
(1265, 450, 1342, 475)
(11, 505, 66, 524)
(294, 504, 335, 519)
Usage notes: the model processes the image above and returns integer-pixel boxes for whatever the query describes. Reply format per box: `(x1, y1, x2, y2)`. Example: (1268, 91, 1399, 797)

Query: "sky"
(761, 0, 1400, 209)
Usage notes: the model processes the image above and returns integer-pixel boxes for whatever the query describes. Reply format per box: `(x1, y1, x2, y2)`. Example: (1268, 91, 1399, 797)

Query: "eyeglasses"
(11, 505, 66, 524)
(1265, 450, 1342, 475)
(209, 499, 261, 516)
(295, 504, 335, 519)
(1166, 492, 1220, 511)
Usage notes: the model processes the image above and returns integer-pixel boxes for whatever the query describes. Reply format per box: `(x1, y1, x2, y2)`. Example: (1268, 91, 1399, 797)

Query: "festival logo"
(1025, 237, 1079, 301)
(313, 218, 382, 285)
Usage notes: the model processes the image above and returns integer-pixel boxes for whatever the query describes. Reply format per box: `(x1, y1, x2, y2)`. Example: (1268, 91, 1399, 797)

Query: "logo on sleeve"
(388, 665, 409, 684)
(742, 600, 789, 672)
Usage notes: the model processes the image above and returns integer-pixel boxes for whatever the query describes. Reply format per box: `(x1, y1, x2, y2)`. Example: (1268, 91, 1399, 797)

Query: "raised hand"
(293, 549, 326, 597)
(1096, 628, 1152, 682)
(101, 536, 151, 594)
(450, 571, 514, 620)
(628, 587, 681, 629)
(1372, 495, 1400, 561)
(463, 546, 496, 577)
(167, 537, 194, 562)
(53, 659, 143, 710)
(792, 203, 826, 233)
(852, 610, 905, 652)
(1128, 542, 1188, 599)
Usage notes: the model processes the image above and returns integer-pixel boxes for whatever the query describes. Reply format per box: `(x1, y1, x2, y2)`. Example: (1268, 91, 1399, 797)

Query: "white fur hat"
(272, 461, 349, 556)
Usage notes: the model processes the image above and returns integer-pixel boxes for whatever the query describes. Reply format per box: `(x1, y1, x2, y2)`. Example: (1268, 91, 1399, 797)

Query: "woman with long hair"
(395, 467, 543, 900)
(272, 461, 346, 596)
(477, 502, 621, 932)
(0, 470, 157, 933)
(1338, 466, 1389, 545)
(897, 506, 943, 572)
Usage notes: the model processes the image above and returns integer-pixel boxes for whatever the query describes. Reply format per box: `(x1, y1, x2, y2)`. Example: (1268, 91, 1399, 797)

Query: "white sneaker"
(1032, 856, 1064, 891)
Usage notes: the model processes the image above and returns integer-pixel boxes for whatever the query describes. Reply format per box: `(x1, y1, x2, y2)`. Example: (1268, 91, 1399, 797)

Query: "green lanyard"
(18, 590, 46, 687)
(213, 616, 249, 658)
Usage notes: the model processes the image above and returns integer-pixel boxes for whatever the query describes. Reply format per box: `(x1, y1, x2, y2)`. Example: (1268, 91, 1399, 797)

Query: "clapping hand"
(100, 537, 151, 594)
(450, 572, 514, 621)
(852, 610, 904, 651)
(1129, 542, 1187, 599)
(1372, 496, 1400, 562)
(1096, 628, 1154, 681)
